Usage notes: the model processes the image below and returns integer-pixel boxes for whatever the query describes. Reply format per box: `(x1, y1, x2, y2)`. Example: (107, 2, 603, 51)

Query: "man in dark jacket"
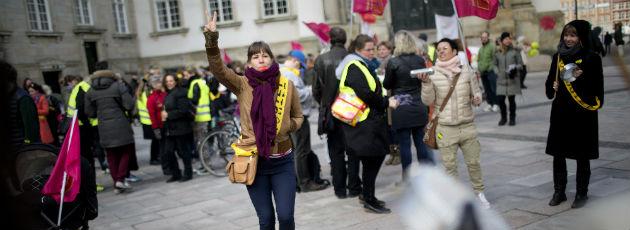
(313, 27, 362, 199)
(3, 60, 40, 147)
(85, 70, 136, 193)
(604, 32, 613, 54)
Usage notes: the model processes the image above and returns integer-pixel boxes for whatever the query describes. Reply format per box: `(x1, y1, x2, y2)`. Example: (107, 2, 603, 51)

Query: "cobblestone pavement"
(91, 60, 630, 230)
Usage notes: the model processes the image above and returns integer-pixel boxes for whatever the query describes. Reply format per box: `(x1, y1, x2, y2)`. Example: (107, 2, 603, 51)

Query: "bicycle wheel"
(199, 130, 236, 176)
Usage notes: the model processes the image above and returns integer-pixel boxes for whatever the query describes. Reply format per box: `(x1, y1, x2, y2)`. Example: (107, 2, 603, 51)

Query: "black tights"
(497, 95, 516, 120)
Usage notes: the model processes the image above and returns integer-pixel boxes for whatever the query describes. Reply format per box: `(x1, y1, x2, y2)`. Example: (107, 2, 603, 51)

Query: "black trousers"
(150, 137, 160, 162)
(164, 133, 193, 177)
(356, 155, 386, 201)
(327, 120, 361, 196)
(291, 116, 313, 187)
(497, 95, 516, 120)
(553, 156, 591, 195)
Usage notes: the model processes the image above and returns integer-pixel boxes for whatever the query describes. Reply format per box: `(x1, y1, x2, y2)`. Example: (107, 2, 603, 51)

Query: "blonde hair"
(393, 30, 418, 56)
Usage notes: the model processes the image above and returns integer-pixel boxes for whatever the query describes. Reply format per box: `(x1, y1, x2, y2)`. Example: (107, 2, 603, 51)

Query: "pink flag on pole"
(303, 22, 331, 43)
(222, 49, 232, 64)
(353, 0, 388, 16)
(290, 41, 304, 51)
(42, 114, 81, 203)
(454, 0, 500, 20)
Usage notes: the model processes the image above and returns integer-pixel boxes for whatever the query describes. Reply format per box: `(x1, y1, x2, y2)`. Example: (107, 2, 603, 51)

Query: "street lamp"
(574, 0, 578, 20)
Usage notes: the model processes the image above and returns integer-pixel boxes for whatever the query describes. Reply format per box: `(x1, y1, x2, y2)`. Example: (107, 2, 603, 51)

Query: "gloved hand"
(153, 129, 162, 140)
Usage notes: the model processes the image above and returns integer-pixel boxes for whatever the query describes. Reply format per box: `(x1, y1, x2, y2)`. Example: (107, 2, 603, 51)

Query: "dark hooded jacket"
(163, 86, 194, 137)
(85, 70, 135, 148)
(545, 20, 603, 160)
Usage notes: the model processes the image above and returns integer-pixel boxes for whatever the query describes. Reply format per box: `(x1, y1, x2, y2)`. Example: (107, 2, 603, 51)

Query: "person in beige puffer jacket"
(418, 38, 490, 209)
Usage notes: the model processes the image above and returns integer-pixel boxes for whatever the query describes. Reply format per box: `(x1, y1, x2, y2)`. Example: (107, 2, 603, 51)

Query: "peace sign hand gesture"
(204, 10, 217, 32)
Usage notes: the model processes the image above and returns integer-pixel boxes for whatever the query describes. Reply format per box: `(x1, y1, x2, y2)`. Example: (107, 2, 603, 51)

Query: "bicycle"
(198, 106, 240, 176)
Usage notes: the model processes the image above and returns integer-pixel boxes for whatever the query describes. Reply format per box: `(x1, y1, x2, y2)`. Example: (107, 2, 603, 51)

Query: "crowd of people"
(1, 13, 606, 229)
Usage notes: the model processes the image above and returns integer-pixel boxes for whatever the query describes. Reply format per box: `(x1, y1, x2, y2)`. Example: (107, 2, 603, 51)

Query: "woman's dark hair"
(247, 41, 275, 63)
(378, 41, 394, 51)
(22, 77, 32, 89)
(330, 27, 347, 46)
(63, 75, 83, 85)
(27, 82, 45, 94)
(348, 34, 374, 53)
(437, 38, 459, 51)
(162, 74, 179, 90)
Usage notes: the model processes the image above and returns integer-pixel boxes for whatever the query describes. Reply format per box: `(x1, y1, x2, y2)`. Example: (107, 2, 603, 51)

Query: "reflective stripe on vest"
(339, 60, 377, 123)
(137, 92, 152, 125)
(428, 45, 436, 63)
(67, 81, 98, 126)
(187, 78, 212, 122)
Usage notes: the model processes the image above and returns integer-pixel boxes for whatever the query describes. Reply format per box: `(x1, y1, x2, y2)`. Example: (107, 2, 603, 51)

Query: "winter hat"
(288, 50, 306, 69)
(561, 20, 593, 51)
(500, 32, 511, 41)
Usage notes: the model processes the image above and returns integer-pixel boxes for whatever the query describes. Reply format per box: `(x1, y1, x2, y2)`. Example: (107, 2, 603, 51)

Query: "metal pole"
(349, 0, 355, 38)
(57, 172, 67, 226)
(574, 0, 578, 20)
(449, 0, 470, 65)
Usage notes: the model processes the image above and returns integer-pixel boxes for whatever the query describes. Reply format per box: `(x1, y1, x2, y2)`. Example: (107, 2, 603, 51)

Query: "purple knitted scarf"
(244, 62, 280, 158)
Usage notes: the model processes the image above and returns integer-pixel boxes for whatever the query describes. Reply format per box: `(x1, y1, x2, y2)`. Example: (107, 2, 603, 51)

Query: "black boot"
(498, 118, 507, 126)
(166, 175, 181, 183)
(363, 197, 391, 214)
(358, 194, 385, 206)
(509, 113, 516, 126)
(571, 193, 588, 209)
(548, 192, 567, 206)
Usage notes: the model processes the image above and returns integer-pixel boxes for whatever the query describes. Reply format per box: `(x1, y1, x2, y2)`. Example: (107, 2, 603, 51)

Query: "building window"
(262, 0, 289, 17)
(75, 0, 92, 25)
(155, 0, 181, 31)
(26, 0, 52, 31)
(208, 0, 233, 22)
(112, 0, 129, 33)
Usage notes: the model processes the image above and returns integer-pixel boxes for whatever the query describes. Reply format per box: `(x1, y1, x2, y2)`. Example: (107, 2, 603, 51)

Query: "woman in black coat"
(545, 20, 604, 209)
(340, 34, 399, 214)
(383, 31, 434, 178)
(162, 74, 195, 182)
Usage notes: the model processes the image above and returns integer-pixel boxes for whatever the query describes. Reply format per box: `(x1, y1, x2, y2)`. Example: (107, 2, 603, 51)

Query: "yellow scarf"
(556, 57, 601, 111)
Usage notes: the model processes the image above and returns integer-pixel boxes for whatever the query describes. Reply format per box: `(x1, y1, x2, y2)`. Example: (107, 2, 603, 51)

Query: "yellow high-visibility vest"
(67, 81, 98, 126)
(428, 45, 436, 63)
(187, 78, 212, 122)
(339, 60, 377, 123)
(137, 91, 152, 125)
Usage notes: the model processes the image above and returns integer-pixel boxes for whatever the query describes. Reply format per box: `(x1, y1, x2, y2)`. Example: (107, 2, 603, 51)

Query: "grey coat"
(85, 70, 135, 148)
(494, 47, 523, 96)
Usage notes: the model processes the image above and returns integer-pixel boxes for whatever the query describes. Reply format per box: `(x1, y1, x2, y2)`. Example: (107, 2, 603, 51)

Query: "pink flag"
(290, 41, 304, 51)
(454, 0, 500, 20)
(42, 114, 81, 203)
(353, 0, 388, 16)
(222, 49, 232, 64)
(303, 22, 331, 43)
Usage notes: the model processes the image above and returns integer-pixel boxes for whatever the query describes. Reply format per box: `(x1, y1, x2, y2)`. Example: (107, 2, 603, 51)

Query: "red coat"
(147, 90, 167, 129)
(33, 94, 54, 144)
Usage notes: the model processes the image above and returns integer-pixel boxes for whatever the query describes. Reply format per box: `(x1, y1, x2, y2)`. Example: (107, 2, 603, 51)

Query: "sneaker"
(483, 105, 492, 112)
(491, 105, 500, 112)
(477, 192, 491, 209)
(125, 174, 142, 183)
(102, 168, 110, 175)
(301, 181, 328, 192)
(96, 184, 105, 192)
(115, 181, 132, 189)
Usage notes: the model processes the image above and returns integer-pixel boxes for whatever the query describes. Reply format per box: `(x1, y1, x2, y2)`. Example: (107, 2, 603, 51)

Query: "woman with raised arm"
(545, 20, 603, 209)
(203, 12, 303, 230)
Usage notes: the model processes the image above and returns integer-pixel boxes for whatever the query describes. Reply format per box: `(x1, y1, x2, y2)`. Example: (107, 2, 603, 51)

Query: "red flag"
(222, 49, 232, 64)
(303, 21, 331, 43)
(454, 0, 500, 20)
(290, 41, 304, 51)
(353, 0, 388, 16)
(42, 114, 81, 203)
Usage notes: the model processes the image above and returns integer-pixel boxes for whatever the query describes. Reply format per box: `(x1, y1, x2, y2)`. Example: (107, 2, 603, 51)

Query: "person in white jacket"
(417, 38, 490, 209)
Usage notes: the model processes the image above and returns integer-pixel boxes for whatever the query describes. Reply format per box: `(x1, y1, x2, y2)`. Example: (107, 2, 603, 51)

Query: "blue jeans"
(396, 126, 434, 172)
(246, 153, 297, 230)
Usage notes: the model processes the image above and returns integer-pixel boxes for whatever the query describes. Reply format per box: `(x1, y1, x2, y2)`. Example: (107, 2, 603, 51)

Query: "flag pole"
(57, 113, 77, 226)
(450, 0, 470, 65)
(349, 0, 355, 38)
(57, 172, 67, 226)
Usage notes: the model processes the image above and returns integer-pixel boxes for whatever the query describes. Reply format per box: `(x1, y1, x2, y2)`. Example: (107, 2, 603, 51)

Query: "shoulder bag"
(423, 73, 460, 149)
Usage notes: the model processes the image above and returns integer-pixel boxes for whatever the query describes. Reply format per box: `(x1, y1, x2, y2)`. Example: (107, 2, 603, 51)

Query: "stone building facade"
(0, 0, 140, 93)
